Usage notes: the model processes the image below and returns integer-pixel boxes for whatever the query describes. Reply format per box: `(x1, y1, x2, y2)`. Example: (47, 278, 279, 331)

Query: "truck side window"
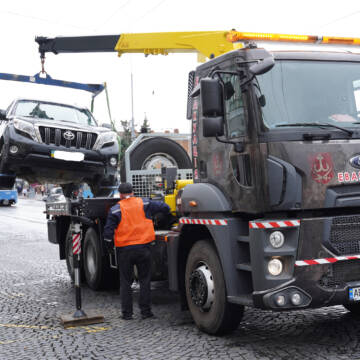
(223, 73, 246, 139)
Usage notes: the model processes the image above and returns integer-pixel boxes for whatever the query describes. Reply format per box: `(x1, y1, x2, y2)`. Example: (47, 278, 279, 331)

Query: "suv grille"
(39, 127, 97, 150)
(329, 215, 360, 255)
(319, 260, 360, 289)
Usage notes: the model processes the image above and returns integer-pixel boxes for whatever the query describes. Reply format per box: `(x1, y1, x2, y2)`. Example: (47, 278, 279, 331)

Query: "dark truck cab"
(0, 99, 118, 195)
(183, 47, 360, 318)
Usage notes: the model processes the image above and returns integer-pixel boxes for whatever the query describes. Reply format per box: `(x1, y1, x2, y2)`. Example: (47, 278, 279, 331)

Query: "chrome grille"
(39, 127, 97, 150)
(330, 215, 360, 255)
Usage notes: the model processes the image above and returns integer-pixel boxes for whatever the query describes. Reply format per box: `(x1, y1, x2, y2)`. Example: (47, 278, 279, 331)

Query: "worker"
(103, 182, 170, 320)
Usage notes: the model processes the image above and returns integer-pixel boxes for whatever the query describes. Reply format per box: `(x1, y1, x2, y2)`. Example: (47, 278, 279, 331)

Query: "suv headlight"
(94, 131, 118, 150)
(13, 119, 39, 142)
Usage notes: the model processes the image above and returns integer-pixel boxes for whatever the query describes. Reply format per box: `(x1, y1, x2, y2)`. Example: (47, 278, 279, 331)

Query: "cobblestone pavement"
(1, 199, 360, 359)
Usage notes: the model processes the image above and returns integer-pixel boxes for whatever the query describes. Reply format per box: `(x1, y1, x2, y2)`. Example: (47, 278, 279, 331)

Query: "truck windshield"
(257, 60, 360, 129)
(13, 100, 97, 126)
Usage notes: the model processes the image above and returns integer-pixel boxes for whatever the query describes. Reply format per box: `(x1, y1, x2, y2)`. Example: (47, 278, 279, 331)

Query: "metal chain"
(40, 55, 46, 74)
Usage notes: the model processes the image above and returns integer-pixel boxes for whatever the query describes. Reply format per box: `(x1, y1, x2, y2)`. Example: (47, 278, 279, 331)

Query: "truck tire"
(185, 240, 244, 335)
(83, 227, 119, 290)
(120, 136, 191, 181)
(0, 140, 16, 189)
(0, 139, 8, 173)
(65, 228, 74, 281)
(65, 227, 78, 281)
(65, 227, 86, 282)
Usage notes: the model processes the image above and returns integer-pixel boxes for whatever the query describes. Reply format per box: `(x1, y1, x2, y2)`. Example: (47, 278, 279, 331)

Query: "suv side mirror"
(200, 78, 224, 137)
(0, 109, 7, 120)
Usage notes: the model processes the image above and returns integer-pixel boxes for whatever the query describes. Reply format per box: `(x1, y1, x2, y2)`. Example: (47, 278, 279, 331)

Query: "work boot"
(141, 311, 154, 319)
(122, 313, 133, 320)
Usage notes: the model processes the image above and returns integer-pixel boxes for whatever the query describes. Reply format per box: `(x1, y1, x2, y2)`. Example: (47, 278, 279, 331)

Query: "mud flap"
(0, 174, 16, 189)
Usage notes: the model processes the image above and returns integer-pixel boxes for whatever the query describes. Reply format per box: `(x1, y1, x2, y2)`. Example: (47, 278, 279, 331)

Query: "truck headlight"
(94, 131, 117, 150)
(269, 231, 285, 248)
(13, 119, 39, 142)
(268, 258, 283, 276)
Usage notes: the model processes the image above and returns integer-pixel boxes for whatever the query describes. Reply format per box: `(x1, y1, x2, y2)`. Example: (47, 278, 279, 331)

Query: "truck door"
(195, 62, 262, 213)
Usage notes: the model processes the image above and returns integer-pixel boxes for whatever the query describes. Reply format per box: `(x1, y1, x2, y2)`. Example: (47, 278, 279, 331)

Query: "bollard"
(60, 222, 104, 328)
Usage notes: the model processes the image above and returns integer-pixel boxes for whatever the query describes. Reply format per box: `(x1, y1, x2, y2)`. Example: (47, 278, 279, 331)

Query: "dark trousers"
(117, 246, 152, 316)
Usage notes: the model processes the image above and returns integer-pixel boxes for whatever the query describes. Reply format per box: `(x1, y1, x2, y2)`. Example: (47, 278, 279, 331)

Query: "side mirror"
(200, 78, 225, 138)
(249, 57, 275, 76)
(200, 78, 224, 117)
(101, 123, 112, 129)
(203, 117, 224, 137)
(0, 110, 7, 120)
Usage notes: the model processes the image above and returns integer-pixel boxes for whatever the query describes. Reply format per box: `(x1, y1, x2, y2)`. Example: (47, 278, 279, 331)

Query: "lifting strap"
(0, 72, 104, 97)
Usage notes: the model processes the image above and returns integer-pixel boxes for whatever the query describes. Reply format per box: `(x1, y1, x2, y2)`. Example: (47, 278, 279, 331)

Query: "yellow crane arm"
(36, 29, 360, 63)
(36, 31, 237, 62)
(115, 31, 235, 61)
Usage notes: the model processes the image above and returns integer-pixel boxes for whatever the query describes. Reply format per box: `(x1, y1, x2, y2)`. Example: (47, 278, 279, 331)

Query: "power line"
(93, 0, 132, 31)
(319, 10, 360, 29)
(130, 0, 167, 27)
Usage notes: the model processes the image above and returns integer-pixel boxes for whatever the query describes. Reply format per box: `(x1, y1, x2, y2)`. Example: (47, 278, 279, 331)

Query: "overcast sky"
(1, 0, 360, 133)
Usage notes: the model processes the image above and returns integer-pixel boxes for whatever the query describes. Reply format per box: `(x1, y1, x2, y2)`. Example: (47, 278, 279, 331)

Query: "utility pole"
(131, 72, 135, 140)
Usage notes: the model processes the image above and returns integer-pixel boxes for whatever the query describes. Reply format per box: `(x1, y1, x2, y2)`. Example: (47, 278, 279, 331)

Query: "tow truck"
(39, 30, 360, 335)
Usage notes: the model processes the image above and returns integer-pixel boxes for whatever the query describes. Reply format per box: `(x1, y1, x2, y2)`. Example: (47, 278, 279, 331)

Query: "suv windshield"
(257, 60, 360, 129)
(13, 100, 97, 126)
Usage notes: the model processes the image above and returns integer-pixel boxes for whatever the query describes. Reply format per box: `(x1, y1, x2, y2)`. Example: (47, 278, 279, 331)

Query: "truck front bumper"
(250, 215, 360, 310)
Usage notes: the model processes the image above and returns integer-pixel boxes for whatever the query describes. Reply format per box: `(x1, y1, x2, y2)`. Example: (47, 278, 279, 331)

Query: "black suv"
(0, 99, 119, 196)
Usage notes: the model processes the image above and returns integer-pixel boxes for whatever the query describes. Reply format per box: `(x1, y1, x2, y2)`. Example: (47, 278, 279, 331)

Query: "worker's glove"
(153, 212, 165, 229)
(104, 238, 114, 253)
(153, 212, 177, 229)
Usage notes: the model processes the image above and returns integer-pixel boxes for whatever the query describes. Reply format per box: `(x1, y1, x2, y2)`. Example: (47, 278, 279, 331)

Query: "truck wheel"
(65, 228, 76, 281)
(65, 227, 87, 283)
(83, 227, 119, 290)
(185, 240, 244, 335)
(0, 139, 8, 173)
(120, 136, 191, 181)
(0, 140, 16, 189)
(344, 303, 360, 315)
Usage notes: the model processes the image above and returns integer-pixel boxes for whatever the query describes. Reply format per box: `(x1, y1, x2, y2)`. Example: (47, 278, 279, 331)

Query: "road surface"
(0, 199, 359, 359)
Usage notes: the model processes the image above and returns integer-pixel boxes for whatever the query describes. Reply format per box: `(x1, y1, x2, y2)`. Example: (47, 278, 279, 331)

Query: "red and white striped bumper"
(295, 254, 360, 266)
(249, 220, 300, 229)
(179, 218, 228, 226)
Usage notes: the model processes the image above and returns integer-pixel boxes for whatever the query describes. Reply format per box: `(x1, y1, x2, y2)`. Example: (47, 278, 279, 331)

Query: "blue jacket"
(103, 197, 170, 242)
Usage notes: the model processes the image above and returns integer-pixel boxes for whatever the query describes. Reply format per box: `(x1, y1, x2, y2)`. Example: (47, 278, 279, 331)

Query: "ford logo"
(350, 155, 360, 169)
(63, 131, 75, 141)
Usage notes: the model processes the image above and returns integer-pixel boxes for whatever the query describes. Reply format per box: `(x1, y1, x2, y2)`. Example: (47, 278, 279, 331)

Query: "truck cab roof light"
(226, 30, 360, 46)
(322, 36, 360, 45)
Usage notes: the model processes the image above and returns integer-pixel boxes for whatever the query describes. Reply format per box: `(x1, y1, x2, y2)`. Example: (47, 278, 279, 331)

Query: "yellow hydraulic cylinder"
(164, 179, 193, 215)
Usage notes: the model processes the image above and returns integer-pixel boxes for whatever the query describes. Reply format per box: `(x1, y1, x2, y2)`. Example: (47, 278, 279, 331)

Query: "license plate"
(349, 287, 360, 301)
(51, 150, 84, 162)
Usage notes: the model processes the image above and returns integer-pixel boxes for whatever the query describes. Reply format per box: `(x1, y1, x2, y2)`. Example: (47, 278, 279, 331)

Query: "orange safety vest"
(114, 197, 155, 248)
